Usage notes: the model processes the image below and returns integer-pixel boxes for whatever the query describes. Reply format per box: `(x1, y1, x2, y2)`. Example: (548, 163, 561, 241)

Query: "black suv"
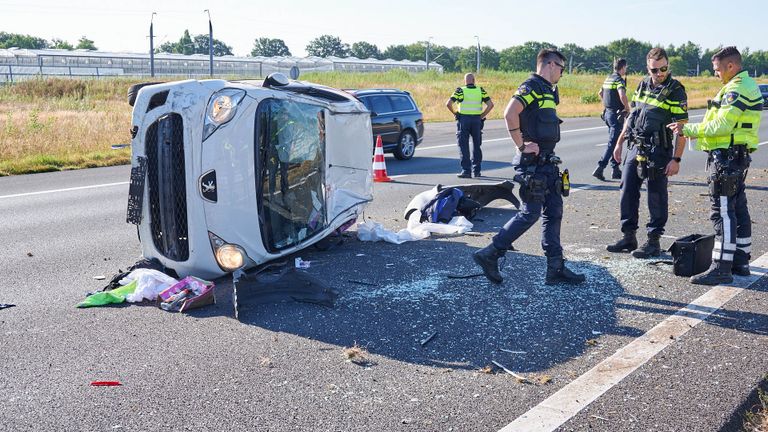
(348, 89, 424, 160)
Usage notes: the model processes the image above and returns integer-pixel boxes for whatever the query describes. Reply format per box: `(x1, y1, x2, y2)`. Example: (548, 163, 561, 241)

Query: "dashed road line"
(499, 252, 768, 432)
(0, 181, 129, 200)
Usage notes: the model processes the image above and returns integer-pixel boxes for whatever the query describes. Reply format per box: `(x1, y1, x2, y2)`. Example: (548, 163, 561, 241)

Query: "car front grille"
(145, 113, 189, 261)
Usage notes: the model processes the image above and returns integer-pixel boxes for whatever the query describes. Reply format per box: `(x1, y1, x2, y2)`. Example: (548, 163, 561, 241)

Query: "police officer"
(593, 58, 630, 181)
(446, 73, 494, 178)
(669, 46, 763, 285)
(473, 49, 585, 285)
(607, 48, 688, 258)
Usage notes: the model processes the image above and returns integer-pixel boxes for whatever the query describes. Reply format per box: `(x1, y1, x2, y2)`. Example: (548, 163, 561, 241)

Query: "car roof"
(345, 88, 412, 96)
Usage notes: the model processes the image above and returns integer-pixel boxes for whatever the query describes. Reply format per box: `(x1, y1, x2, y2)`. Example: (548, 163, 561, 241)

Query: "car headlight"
(209, 231, 247, 272)
(203, 89, 246, 141)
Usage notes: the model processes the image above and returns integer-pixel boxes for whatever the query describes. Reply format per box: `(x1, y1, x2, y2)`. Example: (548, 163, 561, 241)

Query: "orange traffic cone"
(372, 135, 392, 182)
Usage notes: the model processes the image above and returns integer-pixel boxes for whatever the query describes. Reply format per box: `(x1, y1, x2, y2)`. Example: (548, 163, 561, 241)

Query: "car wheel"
(127, 82, 162, 107)
(394, 130, 416, 160)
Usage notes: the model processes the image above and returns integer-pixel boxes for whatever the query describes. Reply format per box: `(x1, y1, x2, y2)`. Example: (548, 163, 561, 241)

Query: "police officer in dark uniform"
(607, 48, 688, 258)
(473, 49, 585, 285)
(446, 73, 494, 178)
(593, 58, 630, 181)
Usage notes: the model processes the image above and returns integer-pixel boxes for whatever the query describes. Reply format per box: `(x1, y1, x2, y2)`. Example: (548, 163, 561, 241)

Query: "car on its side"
(346, 89, 424, 160)
(126, 74, 373, 279)
(759, 84, 768, 107)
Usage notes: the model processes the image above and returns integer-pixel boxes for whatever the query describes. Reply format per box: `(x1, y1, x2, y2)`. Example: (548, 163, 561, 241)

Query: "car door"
(363, 95, 399, 145)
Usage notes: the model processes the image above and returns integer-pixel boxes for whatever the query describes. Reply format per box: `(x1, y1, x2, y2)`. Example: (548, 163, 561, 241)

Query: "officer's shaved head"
(647, 48, 668, 62)
(536, 48, 566, 67)
(464, 73, 475, 85)
(712, 46, 742, 67)
(614, 58, 627, 72)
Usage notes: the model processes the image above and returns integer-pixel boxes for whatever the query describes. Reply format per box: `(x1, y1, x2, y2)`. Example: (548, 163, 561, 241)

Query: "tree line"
(3, 30, 767, 76)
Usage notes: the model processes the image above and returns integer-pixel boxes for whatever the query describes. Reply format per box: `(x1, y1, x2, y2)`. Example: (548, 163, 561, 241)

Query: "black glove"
(454, 113, 460, 121)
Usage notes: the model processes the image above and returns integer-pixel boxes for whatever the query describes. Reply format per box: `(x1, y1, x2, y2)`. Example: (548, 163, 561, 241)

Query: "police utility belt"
(513, 152, 570, 203)
(628, 131, 671, 181)
(706, 145, 748, 197)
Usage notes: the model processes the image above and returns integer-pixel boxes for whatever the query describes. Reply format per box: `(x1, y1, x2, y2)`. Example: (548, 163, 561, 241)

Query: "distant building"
(0, 48, 442, 82)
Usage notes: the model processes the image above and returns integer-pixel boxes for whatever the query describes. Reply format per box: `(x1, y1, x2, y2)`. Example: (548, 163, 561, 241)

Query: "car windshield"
(256, 98, 326, 251)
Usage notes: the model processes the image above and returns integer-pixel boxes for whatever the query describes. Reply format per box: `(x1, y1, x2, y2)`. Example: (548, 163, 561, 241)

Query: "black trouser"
(707, 149, 752, 266)
(493, 162, 563, 257)
(598, 109, 623, 169)
(456, 114, 482, 174)
(619, 146, 668, 236)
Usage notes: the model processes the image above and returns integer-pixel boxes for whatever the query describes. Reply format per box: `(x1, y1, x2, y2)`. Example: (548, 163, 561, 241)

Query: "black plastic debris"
(234, 263, 338, 319)
(0, 304, 16, 310)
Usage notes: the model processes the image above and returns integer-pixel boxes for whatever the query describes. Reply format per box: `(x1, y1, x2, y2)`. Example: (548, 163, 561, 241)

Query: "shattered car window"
(256, 99, 326, 251)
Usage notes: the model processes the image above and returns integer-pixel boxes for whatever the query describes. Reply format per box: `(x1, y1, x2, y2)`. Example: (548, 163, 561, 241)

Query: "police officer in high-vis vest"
(607, 47, 688, 259)
(669, 46, 763, 285)
(473, 49, 585, 286)
(446, 73, 494, 178)
(593, 58, 630, 181)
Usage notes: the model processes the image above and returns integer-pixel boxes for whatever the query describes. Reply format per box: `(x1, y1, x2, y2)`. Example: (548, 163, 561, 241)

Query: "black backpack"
(668, 234, 715, 277)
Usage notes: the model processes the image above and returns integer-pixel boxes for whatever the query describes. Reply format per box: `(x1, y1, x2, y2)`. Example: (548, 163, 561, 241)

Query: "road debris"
(499, 348, 527, 354)
(347, 279, 377, 287)
(420, 331, 438, 347)
(479, 365, 494, 374)
(585, 339, 599, 346)
(342, 343, 371, 366)
(491, 360, 528, 383)
(0, 303, 16, 310)
(90, 381, 122, 386)
(26, 252, 33, 257)
(93, 275, 106, 280)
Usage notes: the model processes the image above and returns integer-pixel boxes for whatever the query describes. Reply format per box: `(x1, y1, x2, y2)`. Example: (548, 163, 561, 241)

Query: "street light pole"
(149, 12, 156, 77)
(474, 36, 480, 74)
(204, 9, 213, 77)
(426, 36, 433, 71)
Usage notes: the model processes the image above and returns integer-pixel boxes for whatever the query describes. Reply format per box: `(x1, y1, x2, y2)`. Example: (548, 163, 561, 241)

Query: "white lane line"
(0, 181, 129, 200)
(500, 252, 768, 432)
(418, 125, 611, 152)
(759, 140, 768, 147)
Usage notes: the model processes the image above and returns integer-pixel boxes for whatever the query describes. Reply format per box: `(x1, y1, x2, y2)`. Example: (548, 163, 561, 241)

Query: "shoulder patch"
(722, 91, 739, 105)
(680, 100, 688, 111)
(516, 84, 531, 96)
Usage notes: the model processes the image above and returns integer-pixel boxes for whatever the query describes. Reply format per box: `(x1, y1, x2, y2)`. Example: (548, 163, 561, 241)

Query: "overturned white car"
(126, 74, 373, 279)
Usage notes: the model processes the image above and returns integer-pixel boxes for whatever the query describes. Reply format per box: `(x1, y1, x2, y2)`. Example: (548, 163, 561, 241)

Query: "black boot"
(611, 165, 622, 180)
(690, 261, 733, 285)
(473, 244, 505, 284)
(732, 264, 751, 277)
(631, 233, 661, 258)
(545, 255, 586, 285)
(592, 165, 605, 181)
(606, 231, 637, 253)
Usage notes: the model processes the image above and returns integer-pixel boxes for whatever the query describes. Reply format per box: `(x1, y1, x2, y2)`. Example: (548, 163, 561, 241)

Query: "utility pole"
(474, 36, 480, 74)
(426, 36, 433, 70)
(205, 9, 213, 77)
(149, 12, 156, 77)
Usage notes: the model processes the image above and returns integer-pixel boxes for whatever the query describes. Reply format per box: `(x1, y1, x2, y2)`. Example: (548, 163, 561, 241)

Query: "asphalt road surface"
(2, 110, 768, 432)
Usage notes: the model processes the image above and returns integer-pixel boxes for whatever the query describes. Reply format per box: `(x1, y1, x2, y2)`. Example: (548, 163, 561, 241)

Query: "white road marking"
(499, 252, 768, 432)
(0, 181, 129, 200)
(419, 125, 610, 152)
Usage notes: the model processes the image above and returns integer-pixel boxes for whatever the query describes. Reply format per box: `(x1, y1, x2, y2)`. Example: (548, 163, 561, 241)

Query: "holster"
(709, 171, 740, 197)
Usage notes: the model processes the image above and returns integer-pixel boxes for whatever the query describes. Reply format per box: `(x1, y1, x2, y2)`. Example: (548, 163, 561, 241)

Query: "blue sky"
(2, 0, 765, 56)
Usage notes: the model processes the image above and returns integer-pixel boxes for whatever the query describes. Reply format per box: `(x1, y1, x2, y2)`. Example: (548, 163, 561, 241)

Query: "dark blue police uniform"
(492, 74, 564, 257)
(619, 75, 688, 237)
(598, 72, 627, 172)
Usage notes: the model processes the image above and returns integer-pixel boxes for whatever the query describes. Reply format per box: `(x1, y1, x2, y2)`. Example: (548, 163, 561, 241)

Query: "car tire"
(393, 130, 416, 160)
(127, 82, 162, 107)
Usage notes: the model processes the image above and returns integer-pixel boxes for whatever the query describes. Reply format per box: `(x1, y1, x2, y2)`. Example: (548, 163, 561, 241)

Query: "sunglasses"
(649, 65, 669, 74)
(551, 61, 565, 72)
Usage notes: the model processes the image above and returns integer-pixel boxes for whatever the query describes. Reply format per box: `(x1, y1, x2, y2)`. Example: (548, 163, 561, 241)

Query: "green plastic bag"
(76, 281, 137, 308)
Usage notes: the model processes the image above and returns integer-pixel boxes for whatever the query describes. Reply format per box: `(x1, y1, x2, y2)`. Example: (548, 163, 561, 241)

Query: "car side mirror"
(263, 72, 289, 88)
(369, 111, 378, 118)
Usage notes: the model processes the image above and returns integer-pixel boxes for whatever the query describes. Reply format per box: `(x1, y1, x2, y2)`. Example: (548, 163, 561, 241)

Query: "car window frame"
(387, 95, 416, 113)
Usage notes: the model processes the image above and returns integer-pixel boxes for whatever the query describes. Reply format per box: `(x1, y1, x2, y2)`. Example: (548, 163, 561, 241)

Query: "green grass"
(1, 73, 764, 176)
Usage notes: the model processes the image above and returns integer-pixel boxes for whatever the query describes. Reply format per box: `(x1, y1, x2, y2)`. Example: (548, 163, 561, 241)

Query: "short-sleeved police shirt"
(628, 75, 688, 141)
(512, 74, 561, 154)
(602, 72, 626, 110)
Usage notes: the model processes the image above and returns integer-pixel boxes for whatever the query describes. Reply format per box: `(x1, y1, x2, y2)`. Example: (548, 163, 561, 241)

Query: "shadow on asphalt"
(206, 207, 642, 373)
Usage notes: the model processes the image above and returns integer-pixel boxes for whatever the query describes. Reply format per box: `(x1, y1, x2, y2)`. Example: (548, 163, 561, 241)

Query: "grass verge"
(1, 74, 762, 176)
